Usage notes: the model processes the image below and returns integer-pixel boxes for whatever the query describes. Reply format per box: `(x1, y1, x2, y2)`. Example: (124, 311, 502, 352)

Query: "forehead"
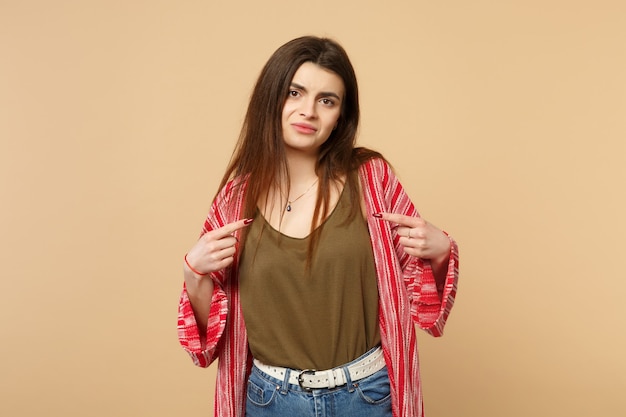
(291, 62, 345, 95)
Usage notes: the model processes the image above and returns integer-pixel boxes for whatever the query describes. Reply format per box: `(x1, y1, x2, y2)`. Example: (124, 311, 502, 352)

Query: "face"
(281, 62, 344, 156)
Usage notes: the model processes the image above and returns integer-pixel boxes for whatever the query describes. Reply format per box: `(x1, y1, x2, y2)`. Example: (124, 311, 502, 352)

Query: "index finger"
(373, 212, 421, 227)
(214, 218, 254, 238)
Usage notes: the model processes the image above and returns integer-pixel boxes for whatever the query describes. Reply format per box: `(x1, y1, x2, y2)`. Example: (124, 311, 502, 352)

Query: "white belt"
(253, 346, 386, 391)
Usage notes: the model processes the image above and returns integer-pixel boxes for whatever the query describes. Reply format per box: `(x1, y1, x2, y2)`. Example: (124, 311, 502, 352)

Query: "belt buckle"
(297, 369, 316, 391)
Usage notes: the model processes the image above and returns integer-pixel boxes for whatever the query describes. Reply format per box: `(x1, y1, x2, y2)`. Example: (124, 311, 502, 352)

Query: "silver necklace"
(286, 179, 318, 212)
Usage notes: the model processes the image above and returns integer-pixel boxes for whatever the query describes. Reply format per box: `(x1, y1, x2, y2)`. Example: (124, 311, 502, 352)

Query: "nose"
(299, 98, 317, 118)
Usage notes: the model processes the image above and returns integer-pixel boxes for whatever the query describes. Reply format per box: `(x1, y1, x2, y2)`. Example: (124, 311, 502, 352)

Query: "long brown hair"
(217, 36, 384, 259)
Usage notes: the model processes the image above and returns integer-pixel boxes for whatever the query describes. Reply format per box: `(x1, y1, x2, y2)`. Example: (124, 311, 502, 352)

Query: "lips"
(291, 123, 317, 134)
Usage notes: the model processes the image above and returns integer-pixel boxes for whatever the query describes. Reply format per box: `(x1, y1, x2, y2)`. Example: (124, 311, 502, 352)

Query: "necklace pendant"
(285, 178, 317, 213)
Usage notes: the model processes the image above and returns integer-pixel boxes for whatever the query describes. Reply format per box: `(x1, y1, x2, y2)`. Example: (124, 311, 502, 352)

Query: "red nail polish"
(373, 213, 382, 218)
(244, 218, 254, 225)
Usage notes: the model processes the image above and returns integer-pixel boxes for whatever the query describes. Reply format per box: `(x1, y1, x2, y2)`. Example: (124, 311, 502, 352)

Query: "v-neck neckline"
(257, 182, 348, 240)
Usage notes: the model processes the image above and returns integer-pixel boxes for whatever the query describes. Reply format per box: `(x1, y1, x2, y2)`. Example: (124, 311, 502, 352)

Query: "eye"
(288, 90, 300, 98)
(320, 98, 335, 107)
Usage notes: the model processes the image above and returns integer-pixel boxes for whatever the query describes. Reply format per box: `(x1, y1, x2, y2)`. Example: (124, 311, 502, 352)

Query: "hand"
(374, 212, 450, 264)
(184, 218, 253, 278)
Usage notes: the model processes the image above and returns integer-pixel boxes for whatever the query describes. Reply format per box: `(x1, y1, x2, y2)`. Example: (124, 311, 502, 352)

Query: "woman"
(178, 36, 459, 417)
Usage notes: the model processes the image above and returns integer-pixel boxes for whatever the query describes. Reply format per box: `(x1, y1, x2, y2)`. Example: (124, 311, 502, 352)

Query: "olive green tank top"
(239, 183, 381, 370)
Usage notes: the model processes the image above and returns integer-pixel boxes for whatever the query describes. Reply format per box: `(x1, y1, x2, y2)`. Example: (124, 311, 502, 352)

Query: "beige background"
(1, 1, 625, 416)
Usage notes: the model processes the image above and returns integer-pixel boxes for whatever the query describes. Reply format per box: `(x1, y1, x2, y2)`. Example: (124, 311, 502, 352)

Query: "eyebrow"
(290, 82, 342, 101)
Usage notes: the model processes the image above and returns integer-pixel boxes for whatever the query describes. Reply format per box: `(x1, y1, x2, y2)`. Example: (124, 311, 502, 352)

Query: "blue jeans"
(245, 350, 393, 417)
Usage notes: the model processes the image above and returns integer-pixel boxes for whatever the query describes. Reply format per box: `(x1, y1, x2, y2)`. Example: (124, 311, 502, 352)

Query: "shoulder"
(360, 157, 392, 173)
(358, 157, 396, 188)
(351, 147, 392, 175)
(205, 176, 248, 230)
(214, 175, 248, 205)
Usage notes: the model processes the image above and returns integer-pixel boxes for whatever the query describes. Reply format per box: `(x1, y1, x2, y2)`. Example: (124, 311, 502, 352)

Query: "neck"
(285, 148, 318, 185)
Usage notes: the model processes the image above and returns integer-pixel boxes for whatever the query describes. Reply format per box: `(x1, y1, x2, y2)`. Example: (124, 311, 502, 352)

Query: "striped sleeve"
(177, 283, 228, 367)
(366, 158, 459, 337)
(412, 237, 459, 336)
(177, 178, 245, 367)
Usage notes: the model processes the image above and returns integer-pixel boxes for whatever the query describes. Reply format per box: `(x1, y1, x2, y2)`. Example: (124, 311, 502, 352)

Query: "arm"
(362, 158, 459, 336)
(375, 212, 459, 336)
(374, 213, 452, 297)
(183, 266, 214, 345)
(177, 180, 251, 366)
(177, 280, 228, 367)
(414, 236, 459, 337)
(183, 218, 252, 341)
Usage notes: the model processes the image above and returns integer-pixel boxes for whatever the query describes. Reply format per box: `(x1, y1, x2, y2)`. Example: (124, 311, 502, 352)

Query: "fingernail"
(372, 213, 382, 218)
(244, 218, 254, 225)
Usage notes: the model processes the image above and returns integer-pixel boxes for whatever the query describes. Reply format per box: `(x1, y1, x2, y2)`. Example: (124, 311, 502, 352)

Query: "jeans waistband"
(252, 346, 385, 391)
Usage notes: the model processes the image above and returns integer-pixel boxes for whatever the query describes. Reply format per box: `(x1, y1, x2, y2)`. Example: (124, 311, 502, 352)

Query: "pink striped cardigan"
(178, 158, 459, 417)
